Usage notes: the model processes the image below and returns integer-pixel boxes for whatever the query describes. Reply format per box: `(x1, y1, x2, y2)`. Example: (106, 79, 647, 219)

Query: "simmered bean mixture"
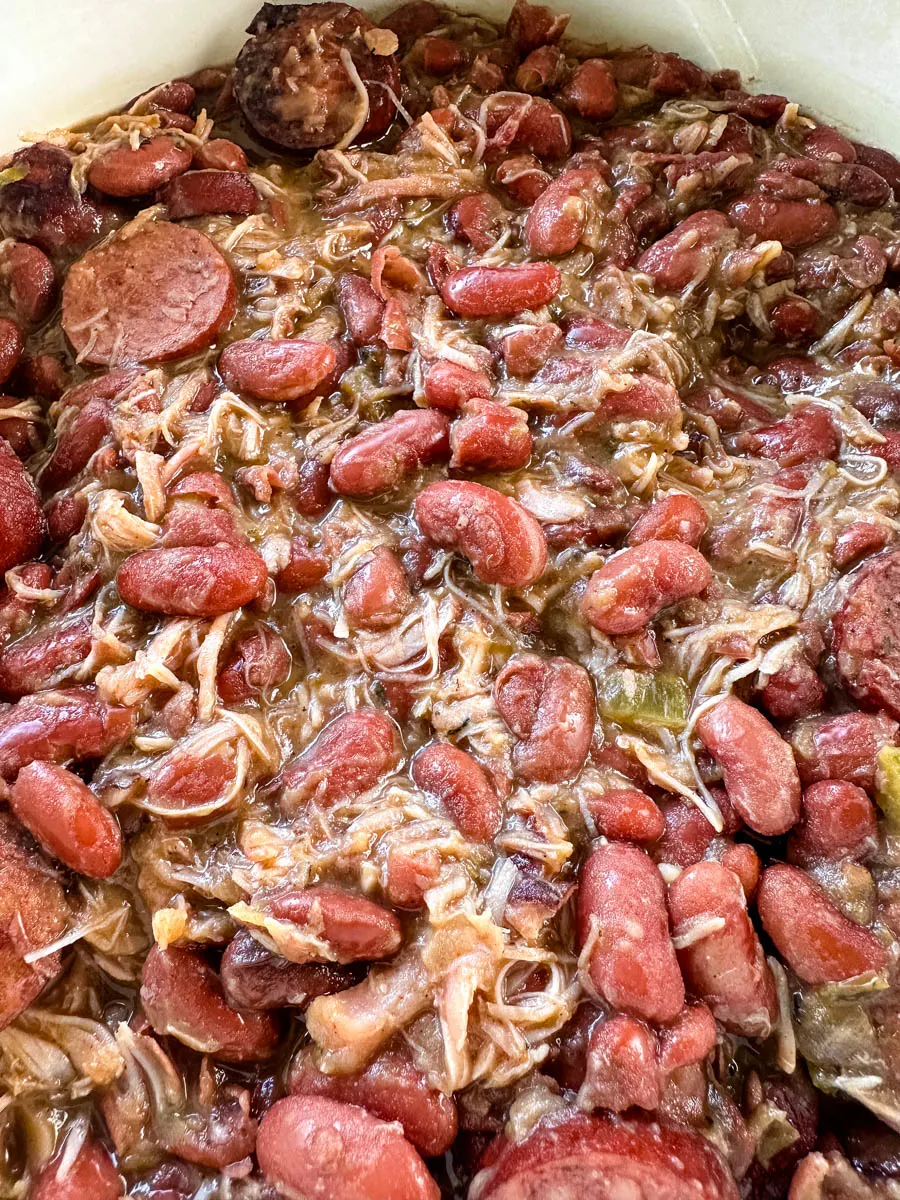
(3, 2, 900, 1196)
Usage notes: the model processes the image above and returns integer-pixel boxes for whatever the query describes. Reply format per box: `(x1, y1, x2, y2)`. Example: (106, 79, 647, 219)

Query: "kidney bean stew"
(3, 1, 900, 1195)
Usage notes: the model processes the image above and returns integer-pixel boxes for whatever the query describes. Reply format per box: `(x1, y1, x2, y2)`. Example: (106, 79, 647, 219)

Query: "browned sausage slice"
(234, 3, 401, 151)
(61, 219, 236, 366)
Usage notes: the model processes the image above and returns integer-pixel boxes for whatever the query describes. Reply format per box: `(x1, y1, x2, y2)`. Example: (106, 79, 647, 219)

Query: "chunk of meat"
(62, 220, 236, 366)
(234, 3, 401, 150)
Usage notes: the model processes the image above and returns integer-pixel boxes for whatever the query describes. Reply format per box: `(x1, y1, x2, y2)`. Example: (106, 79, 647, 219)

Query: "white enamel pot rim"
(2, 0, 900, 154)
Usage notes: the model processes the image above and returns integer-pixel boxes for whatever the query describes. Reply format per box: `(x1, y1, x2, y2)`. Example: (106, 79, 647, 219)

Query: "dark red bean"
(515, 45, 564, 93)
(790, 779, 877, 864)
(253, 885, 403, 962)
(415, 480, 547, 587)
(790, 711, 898, 791)
(450, 399, 532, 472)
(141, 944, 281, 1061)
(412, 742, 502, 841)
(727, 194, 839, 248)
(343, 546, 411, 629)
(494, 153, 552, 204)
(577, 842, 685, 1023)
(495, 653, 594, 783)
(330, 409, 450, 498)
(584, 786, 665, 843)
(221, 930, 356, 1010)
(423, 361, 493, 412)
(758, 863, 888, 984)
(695, 696, 801, 836)
(339, 274, 386, 346)
(0, 438, 44, 573)
(446, 192, 507, 252)
(582, 540, 711, 635)
(2, 242, 56, 325)
(804, 125, 857, 162)
(657, 1004, 717, 1074)
(833, 521, 890, 568)
(194, 138, 249, 172)
(163, 169, 260, 218)
(561, 59, 618, 121)
(580, 1015, 659, 1113)
(0, 686, 135, 779)
(289, 1046, 457, 1157)
(524, 167, 606, 258)
(0, 613, 92, 697)
(770, 295, 819, 343)
(668, 860, 778, 1037)
(0, 318, 23, 388)
(257, 1095, 439, 1200)
(499, 323, 562, 377)
(626, 493, 708, 547)
(636, 210, 732, 290)
(0, 810, 69, 1030)
(11, 761, 122, 878)
(219, 338, 337, 403)
(737, 406, 839, 466)
(276, 537, 329, 591)
(218, 627, 291, 703)
(441, 263, 561, 318)
(760, 655, 826, 723)
(280, 710, 401, 815)
(117, 544, 268, 616)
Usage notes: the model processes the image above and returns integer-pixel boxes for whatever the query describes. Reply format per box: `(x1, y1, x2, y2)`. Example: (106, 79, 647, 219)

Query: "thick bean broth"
(1, 2, 900, 1196)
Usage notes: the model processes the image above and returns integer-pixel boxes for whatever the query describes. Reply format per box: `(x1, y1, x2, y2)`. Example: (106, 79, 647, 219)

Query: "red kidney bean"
(415, 480, 547, 587)
(626, 493, 708, 547)
(804, 125, 856, 162)
(0, 318, 23, 387)
(668, 860, 778, 1037)
(789, 779, 877, 864)
(257, 1095, 439, 1200)
(494, 153, 552, 203)
(330, 409, 450, 498)
(141, 945, 281, 1061)
(584, 786, 665, 843)
(169, 470, 235, 508)
(0, 686, 135, 779)
(441, 263, 561, 318)
(505, 0, 568, 51)
(275, 537, 329, 591)
(852, 141, 900, 198)
(422, 35, 470, 75)
(0, 613, 92, 697)
(737, 406, 839, 466)
(132, 78, 196, 112)
(761, 654, 826, 723)
(11, 761, 122, 878)
(727, 194, 838, 248)
(471, 1113, 738, 1200)
(289, 1046, 457, 1157)
(495, 653, 594, 783)
(577, 842, 684, 1023)
(657, 1003, 717, 1074)
(219, 338, 336, 403)
(412, 741, 502, 841)
(695, 696, 801, 835)
(163, 169, 260, 218)
(757, 863, 888, 984)
(582, 540, 711, 635)
(32, 1138, 123, 1200)
(254, 885, 403, 963)
(16, 351, 68, 401)
(88, 135, 193, 196)
(117, 544, 268, 616)
(0, 439, 44, 573)
(833, 549, 900, 720)
(423, 360, 492, 411)
(146, 747, 236, 819)
(499, 323, 562, 377)
(280, 709, 401, 815)
(383, 0, 441, 45)
(338, 274, 386, 347)
(450, 399, 532, 472)
(39, 367, 141, 491)
(160, 502, 245, 548)
(2, 242, 56, 325)
(194, 138, 249, 172)
(708, 839, 761, 898)
(0, 810, 69, 1029)
(343, 546, 411, 630)
(221, 930, 356, 1010)
(770, 295, 819, 343)
(790, 712, 898, 790)
(218, 626, 291, 704)
(579, 1014, 659, 1113)
(165, 1085, 258, 1170)
(515, 45, 564, 93)
(654, 798, 727, 869)
(561, 313, 630, 350)
(561, 59, 618, 120)
(446, 193, 507, 252)
(833, 521, 890, 568)
(524, 167, 606, 257)
(636, 210, 732, 290)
